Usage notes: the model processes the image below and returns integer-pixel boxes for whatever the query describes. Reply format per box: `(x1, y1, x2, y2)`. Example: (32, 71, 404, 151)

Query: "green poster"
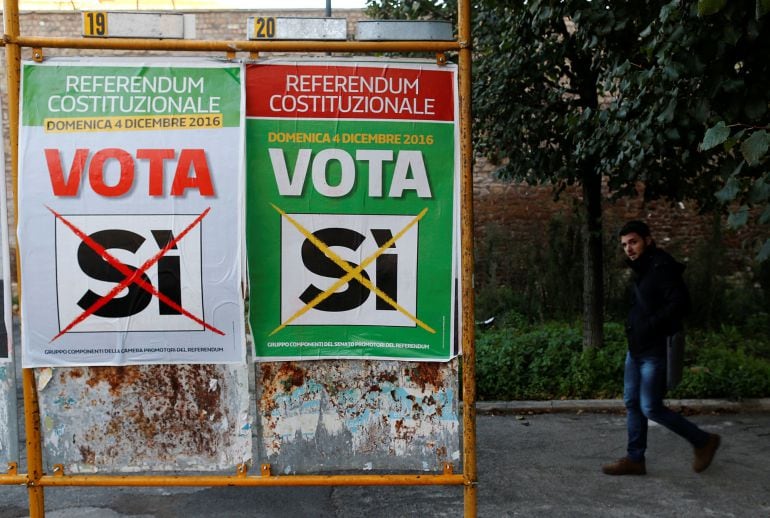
(246, 59, 458, 361)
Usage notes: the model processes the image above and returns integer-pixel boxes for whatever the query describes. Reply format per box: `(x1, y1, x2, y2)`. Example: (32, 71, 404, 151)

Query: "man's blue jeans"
(624, 352, 710, 462)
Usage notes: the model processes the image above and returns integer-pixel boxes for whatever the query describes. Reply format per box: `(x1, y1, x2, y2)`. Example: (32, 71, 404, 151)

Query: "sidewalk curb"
(476, 398, 770, 415)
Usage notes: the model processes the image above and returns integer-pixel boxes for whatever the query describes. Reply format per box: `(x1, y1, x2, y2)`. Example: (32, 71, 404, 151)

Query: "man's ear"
(644, 236, 653, 247)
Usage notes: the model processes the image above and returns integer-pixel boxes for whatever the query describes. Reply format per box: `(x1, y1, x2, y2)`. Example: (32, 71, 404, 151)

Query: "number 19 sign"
(246, 59, 459, 361)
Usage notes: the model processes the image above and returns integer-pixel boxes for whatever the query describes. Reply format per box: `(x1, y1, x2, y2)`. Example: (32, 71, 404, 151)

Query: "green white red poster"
(18, 58, 245, 367)
(246, 59, 459, 361)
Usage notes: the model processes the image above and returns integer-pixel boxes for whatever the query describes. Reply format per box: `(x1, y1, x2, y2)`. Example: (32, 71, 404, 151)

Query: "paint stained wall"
(256, 360, 460, 474)
(35, 359, 460, 474)
(37, 364, 252, 472)
(0, 364, 18, 468)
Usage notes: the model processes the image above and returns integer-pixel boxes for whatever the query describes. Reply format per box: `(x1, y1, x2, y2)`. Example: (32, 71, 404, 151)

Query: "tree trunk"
(581, 170, 604, 350)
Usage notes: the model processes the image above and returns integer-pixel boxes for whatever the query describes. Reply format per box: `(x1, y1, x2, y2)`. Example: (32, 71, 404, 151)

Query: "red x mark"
(48, 206, 224, 341)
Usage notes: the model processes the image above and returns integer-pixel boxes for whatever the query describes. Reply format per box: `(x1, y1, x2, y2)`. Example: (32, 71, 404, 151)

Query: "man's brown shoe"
(693, 433, 721, 473)
(602, 457, 646, 476)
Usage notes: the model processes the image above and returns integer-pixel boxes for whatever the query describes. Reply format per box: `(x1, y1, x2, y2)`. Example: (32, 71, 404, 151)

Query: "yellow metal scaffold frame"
(0, 1, 477, 516)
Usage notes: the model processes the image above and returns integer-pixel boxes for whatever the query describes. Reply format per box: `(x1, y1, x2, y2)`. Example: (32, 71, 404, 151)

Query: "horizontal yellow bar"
(11, 35, 461, 53)
(39, 473, 465, 487)
(0, 474, 28, 485)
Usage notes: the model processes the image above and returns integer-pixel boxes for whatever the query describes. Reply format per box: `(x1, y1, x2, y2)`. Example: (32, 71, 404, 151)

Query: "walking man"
(602, 220, 720, 475)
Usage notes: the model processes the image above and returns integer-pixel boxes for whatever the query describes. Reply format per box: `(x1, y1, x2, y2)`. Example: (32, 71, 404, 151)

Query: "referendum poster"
(246, 59, 459, 361)
(19, 58, 246, 367)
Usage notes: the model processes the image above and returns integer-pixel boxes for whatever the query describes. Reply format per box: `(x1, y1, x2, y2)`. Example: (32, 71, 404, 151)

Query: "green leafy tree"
(366, 0, 769, 348)
(365, 0, 455, 21)
(695, 0, 770, 261)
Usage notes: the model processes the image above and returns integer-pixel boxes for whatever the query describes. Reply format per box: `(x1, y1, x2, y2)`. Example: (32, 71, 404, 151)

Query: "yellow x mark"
(270, 204, 435, 336)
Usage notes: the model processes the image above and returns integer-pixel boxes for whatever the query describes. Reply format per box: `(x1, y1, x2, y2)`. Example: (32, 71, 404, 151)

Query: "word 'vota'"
(270, 148, 432, 198)
(45, 148, 215, 197)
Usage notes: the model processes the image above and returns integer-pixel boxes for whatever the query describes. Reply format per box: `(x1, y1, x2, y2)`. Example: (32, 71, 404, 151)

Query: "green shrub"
(476, 320, 627, 400)
(669, 328, 770, 399)
(563, 324, 627, 399)
(742, 313, 770, 346)
(476, 320, 770, 401)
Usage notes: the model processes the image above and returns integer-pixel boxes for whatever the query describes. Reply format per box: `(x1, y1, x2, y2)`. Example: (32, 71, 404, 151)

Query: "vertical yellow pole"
(4, 1, 46, 516)
(457, 0, 477, 517)
(4, 0, 20, 226)
(21, 373, 45, 518)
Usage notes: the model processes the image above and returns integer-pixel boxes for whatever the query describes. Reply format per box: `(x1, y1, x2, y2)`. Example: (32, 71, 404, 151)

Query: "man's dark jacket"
(626, 245, 690, 356)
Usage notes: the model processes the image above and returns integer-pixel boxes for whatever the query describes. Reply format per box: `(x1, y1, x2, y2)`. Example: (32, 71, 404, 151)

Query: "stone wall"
(473, 157, 763, 276)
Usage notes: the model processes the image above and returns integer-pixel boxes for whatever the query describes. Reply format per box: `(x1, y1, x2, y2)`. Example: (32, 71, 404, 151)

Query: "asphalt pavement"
(1, 401, 769, 517)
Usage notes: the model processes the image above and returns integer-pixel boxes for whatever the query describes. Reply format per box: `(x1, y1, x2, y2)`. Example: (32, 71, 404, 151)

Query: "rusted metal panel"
(255, 359, 460, 474)
(37, 364, 251, 473)
(0, 364, 18, 467)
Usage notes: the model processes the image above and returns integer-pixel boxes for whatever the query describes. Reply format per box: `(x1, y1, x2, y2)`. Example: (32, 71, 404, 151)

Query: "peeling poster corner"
(255, 359, 460, 474)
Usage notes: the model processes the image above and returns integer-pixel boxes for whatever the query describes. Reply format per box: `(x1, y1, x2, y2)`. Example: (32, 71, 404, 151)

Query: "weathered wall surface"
(36, 364, 252, 472)
(0, 364, 18, 469)
(473, 157, 765, 276)
(256, 360, 459, 474)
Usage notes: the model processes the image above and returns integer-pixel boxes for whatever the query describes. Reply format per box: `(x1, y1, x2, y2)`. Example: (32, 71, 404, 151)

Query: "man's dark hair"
(619, 220, 651, 238)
